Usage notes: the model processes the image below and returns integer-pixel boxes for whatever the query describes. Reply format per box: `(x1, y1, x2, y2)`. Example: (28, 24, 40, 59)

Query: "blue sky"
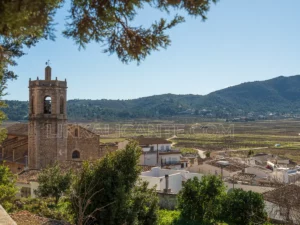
(5, 0, 300, 101)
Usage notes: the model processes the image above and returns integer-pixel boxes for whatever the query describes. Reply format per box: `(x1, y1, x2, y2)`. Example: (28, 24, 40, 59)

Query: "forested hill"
(3, 75, 300, 121)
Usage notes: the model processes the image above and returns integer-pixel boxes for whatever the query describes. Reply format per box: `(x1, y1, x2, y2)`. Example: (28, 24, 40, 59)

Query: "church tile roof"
(6, 123, 28, 136)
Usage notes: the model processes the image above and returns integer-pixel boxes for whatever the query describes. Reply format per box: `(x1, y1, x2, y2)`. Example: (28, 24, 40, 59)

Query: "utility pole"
(157, 144, 159, 166)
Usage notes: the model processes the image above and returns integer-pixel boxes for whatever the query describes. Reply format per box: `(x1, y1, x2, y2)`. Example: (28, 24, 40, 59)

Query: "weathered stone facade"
(28, 66, 68, 169)
(0, 66, 103, 171)
(67, 124, 101, 161)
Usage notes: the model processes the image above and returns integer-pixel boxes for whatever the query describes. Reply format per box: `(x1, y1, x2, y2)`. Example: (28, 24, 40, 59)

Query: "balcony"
(161, 160, 181, 166)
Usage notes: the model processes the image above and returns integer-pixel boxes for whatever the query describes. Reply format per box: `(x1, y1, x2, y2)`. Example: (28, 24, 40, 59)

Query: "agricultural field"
(82, 119, 300, 163)
(8, 119, 295, 163)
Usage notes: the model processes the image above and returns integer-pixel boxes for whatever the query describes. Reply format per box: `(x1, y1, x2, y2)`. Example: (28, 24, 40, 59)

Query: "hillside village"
(0, 67, 300, 224)
(2, 1, 300, 224)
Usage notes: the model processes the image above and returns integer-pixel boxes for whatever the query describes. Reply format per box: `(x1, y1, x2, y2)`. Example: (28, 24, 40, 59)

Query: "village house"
(135, 136, 172, 152)
(15, 161, 83, 199)
(140, 167, 203, 194)
(135, 136, 187, 169)
(15, 170, 39, 198)
(244, 153, 300, 184)
(249, 153, 293, 168)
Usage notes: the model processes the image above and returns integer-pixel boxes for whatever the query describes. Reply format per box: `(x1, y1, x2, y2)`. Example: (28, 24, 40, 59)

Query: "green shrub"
(36, 163, 72, 205)
(221, 189, 267, 225)
(180, 148, 198, 155)
(158, 210, 228, 225)
(0, 164, 18, 211)
(177, 176, 226, 223)
(14, 197, 74, 223)
(158, 210, 181, 225)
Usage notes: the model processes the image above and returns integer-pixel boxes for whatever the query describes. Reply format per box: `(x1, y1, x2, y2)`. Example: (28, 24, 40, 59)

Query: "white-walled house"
(251, 154, 291, 167)
(140, 151, 187, 169)
(140, 167, 203, 194)
(16, 170, 39, 198)
(136, 136, 187, 169)
(245, 165, 273, 179)
(135, 136, 172, 152)
(271, 168, 300, 184)
(140, 152, 158, 166)
(245, 166, 300, 184)
(160, 151, 181, 166)
(15, 161, 85, 199)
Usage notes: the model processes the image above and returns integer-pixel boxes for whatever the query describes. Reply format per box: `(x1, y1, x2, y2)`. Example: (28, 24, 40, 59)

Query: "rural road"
(167, 135, 177, 147)
(167, 135, 177, 141)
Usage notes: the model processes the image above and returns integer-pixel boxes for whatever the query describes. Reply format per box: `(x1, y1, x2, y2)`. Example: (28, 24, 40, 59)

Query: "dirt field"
(86, 119, 300, 163)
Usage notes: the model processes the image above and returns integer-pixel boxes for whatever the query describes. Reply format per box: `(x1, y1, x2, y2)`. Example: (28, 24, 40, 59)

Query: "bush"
(221, 188, 267, 225)
(71, 141, 159, 225)
(0, 164, 18, 211)
(158, 210, 228, 225)
(158, 210, 181, 225)
(177, 175, 226, 223)
(36, 163, 72, 205)
(180, 148, 198, 155)
(13, 197, 74, 223)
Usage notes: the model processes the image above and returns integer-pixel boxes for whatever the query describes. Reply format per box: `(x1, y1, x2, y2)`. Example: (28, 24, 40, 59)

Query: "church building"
(0, 66, 103, 173)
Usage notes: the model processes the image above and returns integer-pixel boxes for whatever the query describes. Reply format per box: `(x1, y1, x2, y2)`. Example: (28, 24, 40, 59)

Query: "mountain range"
(3, 75, 300, 121)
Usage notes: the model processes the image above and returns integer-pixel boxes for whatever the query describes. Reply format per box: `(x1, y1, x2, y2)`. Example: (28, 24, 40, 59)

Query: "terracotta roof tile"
(263, 184, 300, 205)
(17, 161, 84, 184)
(6, 123, 28, 136)
(134, 136, 171, 145)
(17, 170, 39, 184)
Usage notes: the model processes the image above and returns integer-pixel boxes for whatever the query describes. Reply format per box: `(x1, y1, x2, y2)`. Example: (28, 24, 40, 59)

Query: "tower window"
(72, 150, 80, 159)
(60, 96, 64, 114)
(44, 96, 52, 114)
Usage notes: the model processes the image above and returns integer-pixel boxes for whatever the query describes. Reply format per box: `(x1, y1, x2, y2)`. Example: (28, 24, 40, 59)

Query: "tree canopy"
(0, 0, 218, 94)
(177, 176, 269, 225)
(36, 163, 72, 205)
(0, 164, 17, 211)
(177, 175, 226, 223)
(0, 0, 62, 93)
(222, 188, 267, 225)
(70, 141, 159, 225)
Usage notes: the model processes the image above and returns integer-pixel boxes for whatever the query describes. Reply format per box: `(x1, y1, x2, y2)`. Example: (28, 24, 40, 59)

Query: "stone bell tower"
(28, 66, 68, 169)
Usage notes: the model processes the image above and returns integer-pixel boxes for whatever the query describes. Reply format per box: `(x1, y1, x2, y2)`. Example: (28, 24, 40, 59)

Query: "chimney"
(164, 174, 171, 193)
(45, 66, 51, 80)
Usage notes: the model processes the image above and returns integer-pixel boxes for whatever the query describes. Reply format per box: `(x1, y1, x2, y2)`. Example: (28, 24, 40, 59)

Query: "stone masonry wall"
(67, 125, 101, 161)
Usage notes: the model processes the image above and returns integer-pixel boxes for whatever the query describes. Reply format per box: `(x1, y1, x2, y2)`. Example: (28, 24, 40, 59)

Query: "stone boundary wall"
(0, 205, 16, 225)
